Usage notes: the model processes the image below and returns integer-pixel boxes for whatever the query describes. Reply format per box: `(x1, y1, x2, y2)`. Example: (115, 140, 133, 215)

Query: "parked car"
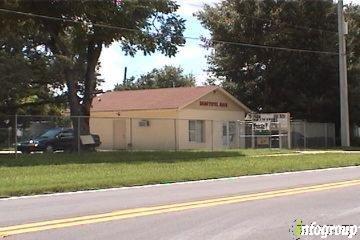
(16, 127, 101, 154)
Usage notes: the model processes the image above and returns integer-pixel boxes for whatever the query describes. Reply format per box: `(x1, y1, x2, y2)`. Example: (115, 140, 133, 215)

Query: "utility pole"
(338, 0, 350, 147)
(123, 66, 128, 83)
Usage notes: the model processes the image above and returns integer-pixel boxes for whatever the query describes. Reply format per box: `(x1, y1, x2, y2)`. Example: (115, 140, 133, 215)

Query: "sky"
(99, 0, 219, 90)
(99, 0, 360, 91)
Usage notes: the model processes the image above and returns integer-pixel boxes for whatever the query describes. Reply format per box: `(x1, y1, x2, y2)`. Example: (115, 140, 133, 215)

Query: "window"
(138, 120, 150, 127)
(189, 120, 205, 143)
(39, 129, 62, 139)
(58, 130, 74, 139)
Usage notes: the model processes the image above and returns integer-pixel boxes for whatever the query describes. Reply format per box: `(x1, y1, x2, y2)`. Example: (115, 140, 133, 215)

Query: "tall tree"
(114, 65, 195, 90)
(0, 51, 65, 117)
(0, 12, 66, 139)
(346, 4, 360, 129)
(0, 7, 65, 118)
(197, 0, 360, 128)
(1, 0, 186, 135)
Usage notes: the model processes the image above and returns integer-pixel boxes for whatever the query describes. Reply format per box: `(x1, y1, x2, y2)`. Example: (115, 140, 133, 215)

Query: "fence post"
(287, 113, 292, 149)
(279, 129, 283, 149)
(238, 121, 242, 149)
(237, 121, 240, 149)
(8, 127, 11, 150)
(211, 120, 214, 152)
(77, 116, 81, 154)
(112, 118, 115, 151)
(251, 122, 255, 148)
(14, 114, 18, 157)
(174, 119, 177, 151)
(324, 123, 328, 148)
(130, 118, 133, 151)
(303, 121, 307, 149)
(226, 121, 230, 149)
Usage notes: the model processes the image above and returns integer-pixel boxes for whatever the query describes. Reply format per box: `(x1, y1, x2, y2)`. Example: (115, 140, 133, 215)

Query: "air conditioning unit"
(138, 120, 150, 127)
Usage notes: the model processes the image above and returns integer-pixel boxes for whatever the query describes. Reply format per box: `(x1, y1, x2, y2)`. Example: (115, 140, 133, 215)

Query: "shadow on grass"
(0, 151, 245, 167)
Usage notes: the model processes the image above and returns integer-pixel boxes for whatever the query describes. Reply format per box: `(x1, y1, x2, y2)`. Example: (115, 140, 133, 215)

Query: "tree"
(197, 0, 360, 129)
(114, 76, 138, 91)
(0, 8, 65, 118)
(346, 5, 360, 129)
(0, 51, 66, 117)
(1, 0, 186, 136)
(114, 65, 195, 90)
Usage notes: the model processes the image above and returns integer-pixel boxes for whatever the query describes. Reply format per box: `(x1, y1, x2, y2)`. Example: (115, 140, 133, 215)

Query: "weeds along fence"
(1, 115, 335, 154)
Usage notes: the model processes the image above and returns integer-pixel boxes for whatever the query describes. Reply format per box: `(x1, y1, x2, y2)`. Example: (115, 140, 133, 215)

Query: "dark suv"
(17, 128, 101, 153)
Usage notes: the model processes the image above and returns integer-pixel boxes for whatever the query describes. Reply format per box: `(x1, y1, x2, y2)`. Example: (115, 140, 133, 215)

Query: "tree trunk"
(78, 41, 102, 135)
(66, 41, 102, 151)
(47, 30, 103, 151)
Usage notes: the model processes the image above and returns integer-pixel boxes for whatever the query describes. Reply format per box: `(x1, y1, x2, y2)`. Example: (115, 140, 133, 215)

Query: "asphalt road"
(1, 166, 360, 240)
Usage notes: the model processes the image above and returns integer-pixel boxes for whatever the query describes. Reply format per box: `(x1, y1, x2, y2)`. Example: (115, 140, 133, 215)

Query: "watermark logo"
(290, 219, 359, 239)
(289, 219, 304, 240)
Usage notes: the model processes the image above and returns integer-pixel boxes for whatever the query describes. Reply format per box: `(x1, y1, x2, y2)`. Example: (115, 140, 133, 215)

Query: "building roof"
(91, 86, 250, 112)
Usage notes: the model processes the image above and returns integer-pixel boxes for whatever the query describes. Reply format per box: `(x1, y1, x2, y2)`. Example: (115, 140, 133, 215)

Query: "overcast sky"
(99, 0, 360, 91)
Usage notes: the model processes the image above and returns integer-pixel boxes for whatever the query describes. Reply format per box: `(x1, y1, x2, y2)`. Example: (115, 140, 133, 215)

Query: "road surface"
(1, 166, 360, 240)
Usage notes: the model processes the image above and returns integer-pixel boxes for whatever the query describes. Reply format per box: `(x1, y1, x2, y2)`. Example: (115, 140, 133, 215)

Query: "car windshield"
(39, 129, 62, 139)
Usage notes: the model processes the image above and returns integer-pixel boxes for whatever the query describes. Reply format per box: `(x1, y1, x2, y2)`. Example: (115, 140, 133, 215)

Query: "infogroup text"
(290, 219, 359, 239)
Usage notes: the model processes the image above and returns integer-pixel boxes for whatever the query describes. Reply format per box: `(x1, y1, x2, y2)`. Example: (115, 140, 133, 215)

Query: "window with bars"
(189, 120, 205, 143)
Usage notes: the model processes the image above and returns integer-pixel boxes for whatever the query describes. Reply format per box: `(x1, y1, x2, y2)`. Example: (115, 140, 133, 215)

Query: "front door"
(222, 121, 236, 148)
(114, 120, 127, 150)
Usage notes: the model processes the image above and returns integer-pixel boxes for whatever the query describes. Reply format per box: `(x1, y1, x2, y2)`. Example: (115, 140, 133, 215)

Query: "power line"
(0, 8, 338, 56)
(0, 8, 141, 33)
(193, 38, 338, 55)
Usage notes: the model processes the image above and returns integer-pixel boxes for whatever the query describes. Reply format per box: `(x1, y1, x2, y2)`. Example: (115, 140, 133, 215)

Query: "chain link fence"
(291, 120, 336, 149)
(1, 115, 336, 154)
(0, 127, 11, 150)
(77, 117, 291, 151)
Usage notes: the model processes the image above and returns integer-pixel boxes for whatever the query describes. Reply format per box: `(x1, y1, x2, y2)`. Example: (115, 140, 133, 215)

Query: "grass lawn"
(0, 149, 359, 197)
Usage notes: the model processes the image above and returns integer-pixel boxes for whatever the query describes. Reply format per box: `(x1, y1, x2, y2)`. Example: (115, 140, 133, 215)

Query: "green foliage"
(346, 5, 360, 126)
(0, 50, 66, 116)
(115, 76, 138, 91)
(197, 0, 360, 126)
(1, 151, 360, 197)
(0, 1, 68, 116)
(0, 0, 186, 135)
(114, 65, 196, 91)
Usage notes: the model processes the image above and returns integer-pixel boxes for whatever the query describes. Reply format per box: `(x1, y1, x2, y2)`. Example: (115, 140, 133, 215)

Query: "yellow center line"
(1, 179, 360, 237)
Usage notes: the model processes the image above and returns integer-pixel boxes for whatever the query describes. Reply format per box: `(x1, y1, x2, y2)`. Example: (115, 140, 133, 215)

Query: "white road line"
(1, 165, 360, 201)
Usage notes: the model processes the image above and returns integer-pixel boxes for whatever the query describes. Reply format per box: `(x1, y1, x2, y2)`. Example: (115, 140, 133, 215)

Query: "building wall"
(90, 109, 178, 119)
(90, 89, 247, 150)
(177, 90, 246, 150)
(90, 118, 118, 150)
(131, 118, 176, 150)
(184, 88, 244, 112)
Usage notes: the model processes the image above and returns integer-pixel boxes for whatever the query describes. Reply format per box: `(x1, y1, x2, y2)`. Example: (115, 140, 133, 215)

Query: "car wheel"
(45, 145, 54, 153)
(21, 150, 31, 154)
